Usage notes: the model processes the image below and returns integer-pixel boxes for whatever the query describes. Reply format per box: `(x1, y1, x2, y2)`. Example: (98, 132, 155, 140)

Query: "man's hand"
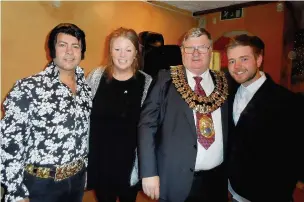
(142, 176, 160, 200)
(17, 198, 29, 202)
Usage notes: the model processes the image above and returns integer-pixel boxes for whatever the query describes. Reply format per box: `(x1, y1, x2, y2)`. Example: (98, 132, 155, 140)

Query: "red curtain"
(213, 36, 231, 69)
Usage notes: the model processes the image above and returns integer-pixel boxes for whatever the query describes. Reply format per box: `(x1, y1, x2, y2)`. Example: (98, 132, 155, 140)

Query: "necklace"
(170, 65, 228, 114)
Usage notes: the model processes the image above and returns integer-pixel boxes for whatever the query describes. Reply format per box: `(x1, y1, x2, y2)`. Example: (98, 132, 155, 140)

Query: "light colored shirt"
(186, 68, 223, 170)
(233, 72, 267, 124)
(229, 71, 266, 202)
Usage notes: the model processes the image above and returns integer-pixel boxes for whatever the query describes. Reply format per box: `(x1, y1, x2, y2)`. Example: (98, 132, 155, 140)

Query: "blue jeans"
(24, 167, 85, 202)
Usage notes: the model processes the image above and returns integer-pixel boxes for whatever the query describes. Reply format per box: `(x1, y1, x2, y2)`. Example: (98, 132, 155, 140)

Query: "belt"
(25, 159, 84, 181)
(194, 163, 225, 177)
(194, 170, 205, 177)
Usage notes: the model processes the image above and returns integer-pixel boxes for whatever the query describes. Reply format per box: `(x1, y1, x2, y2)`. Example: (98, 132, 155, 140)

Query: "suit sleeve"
(138, 70, 170, 178)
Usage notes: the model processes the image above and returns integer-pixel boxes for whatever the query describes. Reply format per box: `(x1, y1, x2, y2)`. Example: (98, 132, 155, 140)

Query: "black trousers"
(185, 163, 227, 202)
(94, 183, 140, 202)
(23, 167, 86, 202)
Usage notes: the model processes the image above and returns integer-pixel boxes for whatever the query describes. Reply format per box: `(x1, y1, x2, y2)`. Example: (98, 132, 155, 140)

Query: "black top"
(227, 74, 304, 201)
(87, 71, 145, 192)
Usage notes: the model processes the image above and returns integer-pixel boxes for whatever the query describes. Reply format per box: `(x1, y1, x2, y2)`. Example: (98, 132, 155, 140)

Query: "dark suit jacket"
(228, 74, 304, 202)
(138, 68, 229, 202)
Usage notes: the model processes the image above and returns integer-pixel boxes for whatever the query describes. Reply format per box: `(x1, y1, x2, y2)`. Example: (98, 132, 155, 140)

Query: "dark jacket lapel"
(177, 67, 197, 140)
(182, 100, 197, 140)
(235, 74, 273, 128)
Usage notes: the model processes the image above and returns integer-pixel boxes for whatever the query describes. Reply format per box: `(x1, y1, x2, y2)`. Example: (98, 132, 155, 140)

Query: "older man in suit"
(226, 34, 303, 202)
(138, 28, 229, 202)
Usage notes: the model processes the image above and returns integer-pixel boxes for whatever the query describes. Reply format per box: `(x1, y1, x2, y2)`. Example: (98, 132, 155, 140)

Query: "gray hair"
(181, 28, 213, 46)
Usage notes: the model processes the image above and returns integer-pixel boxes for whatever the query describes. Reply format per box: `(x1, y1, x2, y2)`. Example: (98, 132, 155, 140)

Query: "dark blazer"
(228, 74, 304, 202)
(138, 68, 228, 202)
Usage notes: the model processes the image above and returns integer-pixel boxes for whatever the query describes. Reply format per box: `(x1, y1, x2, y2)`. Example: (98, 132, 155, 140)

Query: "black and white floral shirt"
(0, 62, 92, 202)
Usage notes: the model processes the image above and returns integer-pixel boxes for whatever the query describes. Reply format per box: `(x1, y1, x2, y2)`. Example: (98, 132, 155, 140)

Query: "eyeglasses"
(183, 45, 211, 54)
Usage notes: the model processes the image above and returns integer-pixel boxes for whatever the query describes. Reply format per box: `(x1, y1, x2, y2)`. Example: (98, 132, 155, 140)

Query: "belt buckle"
(36, 167, 53, 179)
(25, 164, 53, 179)
(54, 159, 83, 181)
(55, 166, 65, 181)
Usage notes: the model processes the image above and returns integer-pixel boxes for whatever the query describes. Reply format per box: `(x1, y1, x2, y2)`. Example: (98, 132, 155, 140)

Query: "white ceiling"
(156, 1, 304, 28)
(157, 1, 304, 15)
(157, 1, 251, 13)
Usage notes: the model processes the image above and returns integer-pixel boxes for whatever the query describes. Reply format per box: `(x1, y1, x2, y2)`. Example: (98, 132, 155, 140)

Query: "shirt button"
(193, 145, 197, 149)
(190, 168, 194, 172)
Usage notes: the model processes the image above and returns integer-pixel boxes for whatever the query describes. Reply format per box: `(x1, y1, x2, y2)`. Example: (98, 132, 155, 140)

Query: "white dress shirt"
(233, 72, 266, 125)
(186, 68, 224, 170)
(229, 71, 266, 202)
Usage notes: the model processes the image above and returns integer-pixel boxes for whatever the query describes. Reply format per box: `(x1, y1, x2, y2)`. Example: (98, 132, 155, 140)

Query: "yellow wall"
(1, 1, 196, 103)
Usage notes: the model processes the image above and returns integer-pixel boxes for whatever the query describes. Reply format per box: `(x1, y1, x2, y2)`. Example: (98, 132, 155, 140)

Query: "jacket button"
(190, 168, 194, 172)
(193, 145, 197, 149)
